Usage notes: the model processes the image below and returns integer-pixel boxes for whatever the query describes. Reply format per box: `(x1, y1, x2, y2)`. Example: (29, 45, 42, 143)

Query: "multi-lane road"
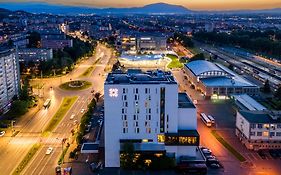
(0, 44, 113, 175)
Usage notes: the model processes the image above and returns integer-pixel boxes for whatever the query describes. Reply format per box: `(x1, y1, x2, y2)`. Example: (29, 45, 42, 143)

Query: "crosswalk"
(244, 152, 275, 161)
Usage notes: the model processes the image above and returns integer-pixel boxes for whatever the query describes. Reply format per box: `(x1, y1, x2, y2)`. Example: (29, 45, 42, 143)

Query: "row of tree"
(23, 31, 96, 76)
(170, 32, 194, 48)
(194, 30, 281, 59)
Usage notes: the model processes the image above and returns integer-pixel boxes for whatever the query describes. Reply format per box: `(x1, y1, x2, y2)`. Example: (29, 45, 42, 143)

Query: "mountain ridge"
(0, 2, 280, 15)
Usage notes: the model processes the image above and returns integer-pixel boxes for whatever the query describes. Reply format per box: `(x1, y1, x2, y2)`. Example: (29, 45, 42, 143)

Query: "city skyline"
(1, 0, 281, 10)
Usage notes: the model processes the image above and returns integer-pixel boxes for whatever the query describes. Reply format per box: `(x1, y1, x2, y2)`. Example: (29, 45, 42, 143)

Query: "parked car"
(0, 131, 5, 137)
(202, 148, 212, 155)
(46, 147, 53, 155)
(81, 108, 85, 113)
(206, 158, 219, 165)
(90, 162, 102, 172)
(258, 150, 266, 159)
(209, 163, 220, 169)
(70, 114, 75, 120)
(205, 155, 216, 159)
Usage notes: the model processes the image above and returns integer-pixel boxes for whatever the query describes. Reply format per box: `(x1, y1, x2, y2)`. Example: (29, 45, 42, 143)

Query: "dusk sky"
(2, 0, 281, 10)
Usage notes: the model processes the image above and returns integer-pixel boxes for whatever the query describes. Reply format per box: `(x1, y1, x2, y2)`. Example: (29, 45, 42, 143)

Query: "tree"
(275, 85, 281, 100)
(189, 53, 205, 62)
(27, 31, 41, 48)
(228, 64, 234, 71)
(120, 142, 135, 169)
(263, 79, 271, 93)
(94, 92, 101, 102)
(20, 78, 30, 101)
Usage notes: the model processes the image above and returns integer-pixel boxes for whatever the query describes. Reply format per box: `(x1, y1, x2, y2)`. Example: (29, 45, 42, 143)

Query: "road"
(21, 44, 113, 175)
(0, 44, 113, 175)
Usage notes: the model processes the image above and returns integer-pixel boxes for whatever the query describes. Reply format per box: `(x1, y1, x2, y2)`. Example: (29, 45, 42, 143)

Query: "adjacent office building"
(236, 110, 281, 150)
(184, 60, 259, 99)
(234, 94, 281, 150)
(0, 48, 20, 113)
(104, 69, 201, 167)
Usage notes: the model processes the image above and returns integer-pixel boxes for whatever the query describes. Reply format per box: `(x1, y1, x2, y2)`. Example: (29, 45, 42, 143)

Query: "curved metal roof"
(185, 60, 225, 76)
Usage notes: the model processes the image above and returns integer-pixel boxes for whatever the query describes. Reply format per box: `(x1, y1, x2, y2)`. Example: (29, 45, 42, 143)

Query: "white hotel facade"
(104, 69, 200, 167)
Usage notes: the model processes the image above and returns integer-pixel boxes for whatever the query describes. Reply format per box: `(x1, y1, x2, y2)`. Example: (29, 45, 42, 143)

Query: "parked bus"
(43, 99, 51, 108)
(207, 115, 215, 124)
(200, 113, 212, 127)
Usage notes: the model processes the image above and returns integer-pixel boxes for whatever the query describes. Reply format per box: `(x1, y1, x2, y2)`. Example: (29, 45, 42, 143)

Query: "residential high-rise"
(0, 48, 20, 113)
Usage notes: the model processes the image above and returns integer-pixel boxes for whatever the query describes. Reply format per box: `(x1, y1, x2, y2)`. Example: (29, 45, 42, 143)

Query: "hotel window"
(146, 128, 151, 133)
(277, 124, 281, 128)
(122, 115, 127, 120)
(263, 131, 269, 137)
(123, 88, 126, 94)
(270, 132, 275, 137)
(136, 88, 138, 94)
(257, 124, 263, 129)
(276, 132, 281, 136)
(122, 95, 127, 101)
(123, 121, 128, 127)
(135, 128, 139, 133)
(123, 128, 128, 133)
(134, 95, 139, 100)
(250, 132, 255, 136)
(135, 121, 138, 127)
(257, 132, 262, 136)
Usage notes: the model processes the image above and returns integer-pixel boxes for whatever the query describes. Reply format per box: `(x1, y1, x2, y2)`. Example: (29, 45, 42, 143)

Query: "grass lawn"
(12, 143, 41, 175)
(80, 66, 94, 77)
(59, 81, 92, 91)
(167, 54, 183, 69)
(44, 96, 77, 133)
(211, 130, 246, 162)
(58, 145, 70, 165)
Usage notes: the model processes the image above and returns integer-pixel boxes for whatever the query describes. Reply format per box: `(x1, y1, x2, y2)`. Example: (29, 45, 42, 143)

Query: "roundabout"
(59, 80, 92, 91)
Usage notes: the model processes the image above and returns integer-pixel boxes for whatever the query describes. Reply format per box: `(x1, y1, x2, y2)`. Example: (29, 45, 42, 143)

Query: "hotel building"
(104, 69, 201, 167)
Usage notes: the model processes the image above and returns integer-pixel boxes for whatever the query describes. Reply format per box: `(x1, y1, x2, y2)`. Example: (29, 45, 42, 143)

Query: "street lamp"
(11, 120, 16, 134)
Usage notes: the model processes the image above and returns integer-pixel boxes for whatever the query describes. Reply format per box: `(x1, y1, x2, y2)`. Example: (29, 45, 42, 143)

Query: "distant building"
(41, 39, 73, 50)
(137, 36, 167, 51)
(104, 69, 202, 167)
(205, 23, 215, 32)
(232, 94, 266, 111)
(0, 48, 20, 113)
(18, 48, 53, 62)
(116, 35, 167, 52)
(116, 36, 137, 51)
(184, 60, 259, 99)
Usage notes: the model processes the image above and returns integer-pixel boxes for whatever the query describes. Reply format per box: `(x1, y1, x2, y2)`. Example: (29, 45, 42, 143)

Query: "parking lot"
(173, 69, 281, 175)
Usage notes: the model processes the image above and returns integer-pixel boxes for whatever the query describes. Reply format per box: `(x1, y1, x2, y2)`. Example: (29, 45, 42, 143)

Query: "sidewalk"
(2, 98, 43, 136)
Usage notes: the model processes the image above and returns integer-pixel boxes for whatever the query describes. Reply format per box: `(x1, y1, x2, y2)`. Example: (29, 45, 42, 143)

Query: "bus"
(200, 113, 212, 127)
(207, 115, 215, 124)
(43, 99, 51, 108)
